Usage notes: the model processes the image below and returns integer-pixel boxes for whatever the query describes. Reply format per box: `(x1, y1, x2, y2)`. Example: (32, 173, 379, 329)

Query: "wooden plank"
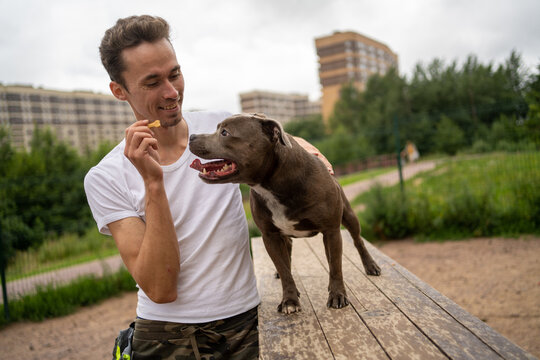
(253, 232, 536, 360)
(252, 237, 334, 360)
(291, 237, 389, 360)
(305, 234, 448, 360)
(360, 237, 537, 360)
(340, 232, 504, 359)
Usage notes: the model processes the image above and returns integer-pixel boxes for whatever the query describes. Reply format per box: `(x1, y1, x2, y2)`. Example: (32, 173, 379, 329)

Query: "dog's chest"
(252, 185, 312, 238)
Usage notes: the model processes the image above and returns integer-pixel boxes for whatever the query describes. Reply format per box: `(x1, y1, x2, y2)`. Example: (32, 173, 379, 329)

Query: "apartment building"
(0, 84, 133, 152)
(239, 90, 321, 125)
(315, 31, 399, 122)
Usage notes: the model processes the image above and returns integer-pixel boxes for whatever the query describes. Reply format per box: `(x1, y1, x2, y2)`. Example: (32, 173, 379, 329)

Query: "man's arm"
(293, 136, 334, 175)
(109, 120, 180, 303)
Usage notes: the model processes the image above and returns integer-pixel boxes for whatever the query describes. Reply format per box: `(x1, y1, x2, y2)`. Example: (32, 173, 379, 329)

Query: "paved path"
(342, 160, 437, 200)
(1, 255, 124, 302)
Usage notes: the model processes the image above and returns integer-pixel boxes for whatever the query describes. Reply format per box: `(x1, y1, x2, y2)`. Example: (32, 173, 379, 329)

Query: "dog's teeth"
(202, 168, 207, 174)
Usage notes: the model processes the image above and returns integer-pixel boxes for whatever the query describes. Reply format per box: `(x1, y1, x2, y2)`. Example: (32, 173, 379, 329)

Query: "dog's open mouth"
(190, 159, 238, 180)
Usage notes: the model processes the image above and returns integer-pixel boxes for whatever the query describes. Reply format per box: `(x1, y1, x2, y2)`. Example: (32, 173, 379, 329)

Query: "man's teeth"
(162, 103, 177, 110)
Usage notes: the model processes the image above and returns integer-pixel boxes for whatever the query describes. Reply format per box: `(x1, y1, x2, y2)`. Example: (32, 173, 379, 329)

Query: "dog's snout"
(189, 134, 197, 142)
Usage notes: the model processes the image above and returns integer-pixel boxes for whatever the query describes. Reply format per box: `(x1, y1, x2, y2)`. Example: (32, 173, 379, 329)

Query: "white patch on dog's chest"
(252, 185, 311, 237)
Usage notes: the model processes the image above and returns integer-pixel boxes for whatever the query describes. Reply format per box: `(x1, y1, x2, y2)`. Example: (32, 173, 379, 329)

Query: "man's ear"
(109, 81, 127, 101)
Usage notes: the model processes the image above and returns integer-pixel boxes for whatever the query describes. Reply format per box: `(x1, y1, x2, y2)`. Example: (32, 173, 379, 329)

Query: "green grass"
(6, 227, 118, 281)
(355, 152, 540, 241)
(0, 267, 136, 327)
(337, 167, 395, 187)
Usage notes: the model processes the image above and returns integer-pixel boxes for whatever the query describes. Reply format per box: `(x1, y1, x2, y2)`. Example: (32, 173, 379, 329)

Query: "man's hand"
(293, 136, 335, 175)
(124, 120, 162, 182)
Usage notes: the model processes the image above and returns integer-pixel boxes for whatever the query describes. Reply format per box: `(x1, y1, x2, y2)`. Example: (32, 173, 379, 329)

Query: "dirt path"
(342, 160, 437, 200)
(377, 236, 540, 358)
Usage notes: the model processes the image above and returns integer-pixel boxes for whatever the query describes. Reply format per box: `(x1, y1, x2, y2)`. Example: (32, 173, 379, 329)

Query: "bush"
(358, 152, 540, 240)
(470, 139, 492, 153)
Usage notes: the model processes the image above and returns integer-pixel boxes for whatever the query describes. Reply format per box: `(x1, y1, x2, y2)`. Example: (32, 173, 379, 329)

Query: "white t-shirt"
(84, 110, 260, 323)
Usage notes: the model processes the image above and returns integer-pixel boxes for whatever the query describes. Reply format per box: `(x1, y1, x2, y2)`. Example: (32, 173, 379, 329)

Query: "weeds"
(358, 152, 540, 240)
(0, 267, 136, 327)
(6, 227, 117, 281)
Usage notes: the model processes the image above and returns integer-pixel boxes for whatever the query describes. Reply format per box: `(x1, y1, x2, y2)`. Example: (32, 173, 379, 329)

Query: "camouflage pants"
(131, 307, 259, 360)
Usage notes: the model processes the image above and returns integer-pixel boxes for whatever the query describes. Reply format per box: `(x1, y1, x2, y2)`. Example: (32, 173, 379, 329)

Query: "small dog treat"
(148, 120, 161, 128)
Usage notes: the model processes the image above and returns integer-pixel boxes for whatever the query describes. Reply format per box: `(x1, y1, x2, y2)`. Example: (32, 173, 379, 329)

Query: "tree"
(329, 82, 364, 134)
(433, 115, 466, 155)
(524, 63, 540, 146)
(2, 127, 93, 251)
(284, 114, 326, 143)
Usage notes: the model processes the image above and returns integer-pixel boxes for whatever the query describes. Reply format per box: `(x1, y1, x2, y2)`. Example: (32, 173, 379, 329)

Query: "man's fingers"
(125, 131, 153, 157)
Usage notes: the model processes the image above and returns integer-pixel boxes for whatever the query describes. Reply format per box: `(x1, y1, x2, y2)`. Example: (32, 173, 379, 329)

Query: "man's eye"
(220, 129, 230, 136)
(146, 82, 158, 88)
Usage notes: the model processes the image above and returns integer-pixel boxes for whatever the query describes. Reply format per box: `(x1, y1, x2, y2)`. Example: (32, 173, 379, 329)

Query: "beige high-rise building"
(315, 31, 398, 123)
(239, 90, 321, 125)
(0, 84, 134, 153)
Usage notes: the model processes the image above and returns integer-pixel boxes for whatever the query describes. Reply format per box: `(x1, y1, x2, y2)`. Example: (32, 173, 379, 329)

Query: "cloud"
(1, 0, 539, 113)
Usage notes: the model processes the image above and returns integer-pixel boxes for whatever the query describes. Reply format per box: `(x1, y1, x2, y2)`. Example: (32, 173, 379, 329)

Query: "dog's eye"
(220, 129, 230, 137)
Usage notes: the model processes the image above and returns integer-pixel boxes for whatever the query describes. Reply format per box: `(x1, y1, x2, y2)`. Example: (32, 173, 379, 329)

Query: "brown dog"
(189, 113, 381, 314)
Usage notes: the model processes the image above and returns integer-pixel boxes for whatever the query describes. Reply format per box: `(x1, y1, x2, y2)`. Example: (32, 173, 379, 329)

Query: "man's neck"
(154, 118, 189, 165)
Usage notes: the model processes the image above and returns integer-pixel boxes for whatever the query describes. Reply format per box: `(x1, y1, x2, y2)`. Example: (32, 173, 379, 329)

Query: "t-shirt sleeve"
(84, 167, 140, 235)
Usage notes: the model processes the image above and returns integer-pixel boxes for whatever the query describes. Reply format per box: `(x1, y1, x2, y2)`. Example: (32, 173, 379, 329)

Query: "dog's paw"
(327, 292, 349, 309)
(365, 261, 382, 276)
(277, 299, 302, 314)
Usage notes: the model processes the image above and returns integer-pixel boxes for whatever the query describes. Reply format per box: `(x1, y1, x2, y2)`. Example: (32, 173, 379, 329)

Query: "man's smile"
(160, 103, 178, 110)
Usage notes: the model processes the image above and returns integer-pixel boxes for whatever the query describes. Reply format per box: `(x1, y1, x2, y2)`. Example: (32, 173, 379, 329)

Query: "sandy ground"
(0, 236, 538, 359)
(377, 236, 540, 358)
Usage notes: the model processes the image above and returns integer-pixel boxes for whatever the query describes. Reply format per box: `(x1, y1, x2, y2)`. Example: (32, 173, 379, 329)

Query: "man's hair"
(99, 15, 171, 88)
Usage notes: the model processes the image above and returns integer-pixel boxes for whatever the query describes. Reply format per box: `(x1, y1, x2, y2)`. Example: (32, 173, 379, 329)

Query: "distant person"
(401, 140, 419, 163)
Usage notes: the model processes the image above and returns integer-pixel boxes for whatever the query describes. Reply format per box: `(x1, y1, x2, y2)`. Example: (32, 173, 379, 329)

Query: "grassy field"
(0, 267, 135, 327)
(6, 227, 117, 281)
(355, 152, 540, 240)
(337, 167, 394, 186)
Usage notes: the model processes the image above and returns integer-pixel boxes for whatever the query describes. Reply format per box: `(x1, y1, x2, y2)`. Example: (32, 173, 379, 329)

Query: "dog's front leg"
(322, 230, 349, 309)
(262, 232, 301, 314)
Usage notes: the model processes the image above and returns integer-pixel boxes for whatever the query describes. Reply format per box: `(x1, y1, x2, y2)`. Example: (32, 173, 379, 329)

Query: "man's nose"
(163, 80, 179, 99)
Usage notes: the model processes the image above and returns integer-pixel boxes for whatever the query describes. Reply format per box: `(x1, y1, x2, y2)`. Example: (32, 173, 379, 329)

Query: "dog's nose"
(189, 134, 197, 142)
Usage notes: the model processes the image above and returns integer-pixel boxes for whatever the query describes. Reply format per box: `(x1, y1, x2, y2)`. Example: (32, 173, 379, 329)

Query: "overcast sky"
(1, 0, 539, 113)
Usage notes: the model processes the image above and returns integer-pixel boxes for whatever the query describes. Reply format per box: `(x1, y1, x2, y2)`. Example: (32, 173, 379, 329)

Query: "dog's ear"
(256, 116, 292, 148)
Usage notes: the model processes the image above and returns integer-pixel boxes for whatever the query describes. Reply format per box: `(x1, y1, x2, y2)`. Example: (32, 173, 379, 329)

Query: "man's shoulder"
(85, 140, 129, 183)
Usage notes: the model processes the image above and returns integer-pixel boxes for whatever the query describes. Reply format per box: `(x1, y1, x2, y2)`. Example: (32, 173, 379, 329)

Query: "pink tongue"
(190, 159, 203, 170)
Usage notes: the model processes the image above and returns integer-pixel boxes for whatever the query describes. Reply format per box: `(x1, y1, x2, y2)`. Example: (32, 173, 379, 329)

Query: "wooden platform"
(252, 231, 536, 360)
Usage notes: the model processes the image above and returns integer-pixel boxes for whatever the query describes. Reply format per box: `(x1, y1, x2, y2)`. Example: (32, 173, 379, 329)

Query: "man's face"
(113, 38, 185, 128)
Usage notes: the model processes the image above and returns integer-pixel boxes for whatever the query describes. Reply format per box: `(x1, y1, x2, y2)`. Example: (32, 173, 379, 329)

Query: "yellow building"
(315, 31, 398, 123)
(0, 84, 133, 152)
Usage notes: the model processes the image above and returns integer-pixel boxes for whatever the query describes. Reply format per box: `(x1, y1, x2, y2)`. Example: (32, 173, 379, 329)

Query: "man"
(85, 15, 331, 360)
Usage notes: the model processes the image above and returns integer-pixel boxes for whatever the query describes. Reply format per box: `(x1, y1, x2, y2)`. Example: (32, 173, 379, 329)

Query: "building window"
(6, 93, 21, 101)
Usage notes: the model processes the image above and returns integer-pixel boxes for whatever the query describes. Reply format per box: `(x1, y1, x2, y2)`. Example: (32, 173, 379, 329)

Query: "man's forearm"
(135, 180, 180, 303)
